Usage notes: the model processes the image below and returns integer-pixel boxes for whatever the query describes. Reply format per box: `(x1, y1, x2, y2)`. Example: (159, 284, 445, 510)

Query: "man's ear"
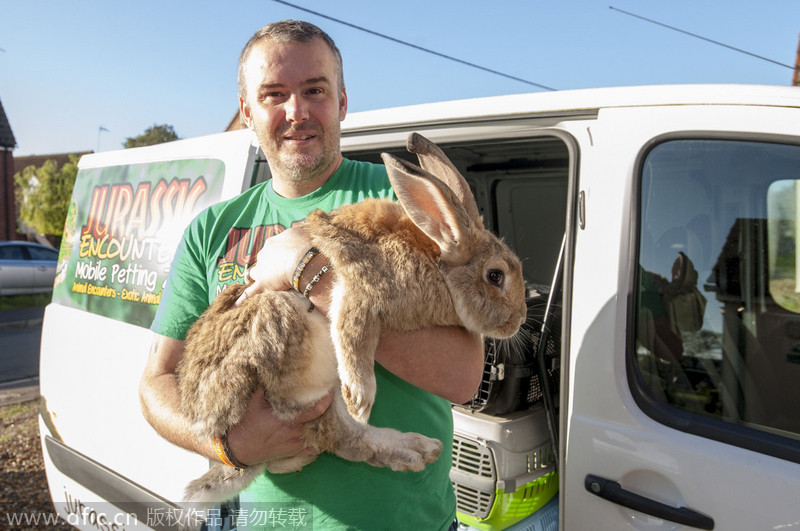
(239, 96, 253, 129)
(339, 87, 348, 121)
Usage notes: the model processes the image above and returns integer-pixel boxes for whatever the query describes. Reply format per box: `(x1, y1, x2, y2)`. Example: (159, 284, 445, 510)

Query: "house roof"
(225, 109, 245, 132)
(0, 98, 16, 148)
(13, 151, 92, 176)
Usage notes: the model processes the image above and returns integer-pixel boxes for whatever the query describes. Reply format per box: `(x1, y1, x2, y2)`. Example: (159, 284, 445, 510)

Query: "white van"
(39, 84, 800, 530)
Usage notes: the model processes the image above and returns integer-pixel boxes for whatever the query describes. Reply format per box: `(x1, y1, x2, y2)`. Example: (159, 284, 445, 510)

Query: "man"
(138, 20, 483, 530)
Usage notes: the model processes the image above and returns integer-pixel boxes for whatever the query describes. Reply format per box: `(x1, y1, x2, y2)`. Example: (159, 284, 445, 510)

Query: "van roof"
(342, 84, 800, 133)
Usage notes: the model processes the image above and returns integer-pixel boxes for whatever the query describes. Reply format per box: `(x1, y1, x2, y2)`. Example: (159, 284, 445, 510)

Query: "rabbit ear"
(406, 133, 481, 222)
(381, 153, 474, 264)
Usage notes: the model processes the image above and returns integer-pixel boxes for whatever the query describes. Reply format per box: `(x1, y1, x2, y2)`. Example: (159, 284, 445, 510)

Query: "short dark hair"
(238, 20, 344, 100)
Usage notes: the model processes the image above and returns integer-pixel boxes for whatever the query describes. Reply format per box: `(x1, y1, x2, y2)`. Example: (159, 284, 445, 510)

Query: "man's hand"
(235, 225, 334, 315)
(226, 388, 334, 466)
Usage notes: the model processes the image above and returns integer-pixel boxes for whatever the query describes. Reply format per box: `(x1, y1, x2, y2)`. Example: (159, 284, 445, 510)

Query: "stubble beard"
(266, 121, 341, 184)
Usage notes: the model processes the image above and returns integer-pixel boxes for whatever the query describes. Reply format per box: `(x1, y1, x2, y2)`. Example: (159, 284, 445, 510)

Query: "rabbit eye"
(485, 269, 504, 287)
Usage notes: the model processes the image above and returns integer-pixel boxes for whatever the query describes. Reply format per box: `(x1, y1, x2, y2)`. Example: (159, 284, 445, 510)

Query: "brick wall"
(0, 148, 16, 241)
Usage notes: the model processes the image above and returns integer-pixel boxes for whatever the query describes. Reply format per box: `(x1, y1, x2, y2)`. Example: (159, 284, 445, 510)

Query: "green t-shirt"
(151, 158, 457, 530)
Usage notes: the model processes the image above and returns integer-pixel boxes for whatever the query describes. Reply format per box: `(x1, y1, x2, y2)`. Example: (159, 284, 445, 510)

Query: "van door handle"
(585, 474, 714, 530)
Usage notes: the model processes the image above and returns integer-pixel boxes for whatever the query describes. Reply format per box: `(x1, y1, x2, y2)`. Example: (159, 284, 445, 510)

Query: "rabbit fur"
(177, 133, 527, 503)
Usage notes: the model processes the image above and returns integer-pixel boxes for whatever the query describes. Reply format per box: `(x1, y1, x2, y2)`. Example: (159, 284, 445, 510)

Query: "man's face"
(239, 37, 347, 189)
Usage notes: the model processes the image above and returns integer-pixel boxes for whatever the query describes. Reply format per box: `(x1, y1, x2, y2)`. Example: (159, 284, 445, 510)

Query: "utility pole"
(794, 32, 800, 86)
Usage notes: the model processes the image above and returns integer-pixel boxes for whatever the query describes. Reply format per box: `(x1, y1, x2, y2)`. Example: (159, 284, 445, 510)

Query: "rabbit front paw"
(341, 375, 376, 424)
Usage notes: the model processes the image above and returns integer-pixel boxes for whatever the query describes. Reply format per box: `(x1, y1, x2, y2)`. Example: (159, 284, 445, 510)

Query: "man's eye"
(260, 91, 285, 103)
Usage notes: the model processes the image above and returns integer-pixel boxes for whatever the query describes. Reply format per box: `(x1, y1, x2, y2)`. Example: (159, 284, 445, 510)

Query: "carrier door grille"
(451, 434, 497, 518)
(452, 435, 494, 477)
(453, 483, 494, 519)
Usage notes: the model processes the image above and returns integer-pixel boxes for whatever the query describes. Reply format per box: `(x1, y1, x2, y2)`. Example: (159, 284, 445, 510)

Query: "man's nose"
(285, 94, 309, 123)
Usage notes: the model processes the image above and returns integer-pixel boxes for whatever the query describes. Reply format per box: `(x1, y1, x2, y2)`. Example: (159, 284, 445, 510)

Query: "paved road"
(0, 306, 44, 405)
(0, 377, 39, 406)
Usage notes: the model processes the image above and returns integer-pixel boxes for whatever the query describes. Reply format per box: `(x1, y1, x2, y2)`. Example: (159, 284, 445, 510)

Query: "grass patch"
(0, 293, 52, 311)
(0, 400, 38, 420)
(0, 399, 41, 443)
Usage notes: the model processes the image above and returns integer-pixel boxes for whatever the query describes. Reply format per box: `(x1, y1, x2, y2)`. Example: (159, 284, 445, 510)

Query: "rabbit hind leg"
(184, 462, 266, 504)
(315, 391, 442, 472)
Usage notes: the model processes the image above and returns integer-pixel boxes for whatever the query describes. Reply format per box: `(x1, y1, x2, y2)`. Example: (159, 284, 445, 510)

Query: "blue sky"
(2, 0, 798, 156)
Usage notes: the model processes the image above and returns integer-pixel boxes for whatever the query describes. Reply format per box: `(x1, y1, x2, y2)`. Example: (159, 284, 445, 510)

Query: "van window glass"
(634, 139, 800, 442)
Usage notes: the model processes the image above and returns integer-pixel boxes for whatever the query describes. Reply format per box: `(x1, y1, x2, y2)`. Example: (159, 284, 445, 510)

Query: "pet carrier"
(451, 406, 558, 531)
(465, 287, 560, 416)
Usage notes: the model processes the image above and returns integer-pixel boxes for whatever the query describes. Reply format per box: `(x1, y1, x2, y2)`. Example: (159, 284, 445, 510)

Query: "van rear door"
(563, 102, 800, 530)
(39, 129, 261, 530)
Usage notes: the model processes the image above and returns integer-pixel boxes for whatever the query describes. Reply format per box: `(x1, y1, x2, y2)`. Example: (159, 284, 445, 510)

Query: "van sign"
(52, 158, 225, 328)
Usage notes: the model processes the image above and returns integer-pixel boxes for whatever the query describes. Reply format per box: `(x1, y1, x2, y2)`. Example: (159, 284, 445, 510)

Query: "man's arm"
(139, 334, 331, 466)
(377, 326, 483, 405)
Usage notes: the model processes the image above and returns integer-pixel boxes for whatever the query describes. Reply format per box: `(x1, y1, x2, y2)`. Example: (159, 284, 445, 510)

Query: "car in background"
(0, 241, 59, 295)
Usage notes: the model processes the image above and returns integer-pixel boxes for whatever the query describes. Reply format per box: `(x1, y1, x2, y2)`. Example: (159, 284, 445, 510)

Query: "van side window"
(632, 139, 800, 447)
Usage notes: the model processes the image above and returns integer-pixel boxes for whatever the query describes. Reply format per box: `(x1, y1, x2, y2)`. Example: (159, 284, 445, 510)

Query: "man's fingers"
(234, 286, 253, 307)
(297, 446, 322, 457)
(234, 282, 266, 307)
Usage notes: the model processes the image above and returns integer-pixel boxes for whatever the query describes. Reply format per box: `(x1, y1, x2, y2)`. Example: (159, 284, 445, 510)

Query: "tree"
(123, 123, 180, 148)
(14, 155, 78, 236)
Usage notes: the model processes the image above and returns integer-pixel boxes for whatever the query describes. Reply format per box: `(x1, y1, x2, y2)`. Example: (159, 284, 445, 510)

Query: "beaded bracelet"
(303, 264, 332, 312)
(213, 431, 248, 471)
(291, 247, 319, 293)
